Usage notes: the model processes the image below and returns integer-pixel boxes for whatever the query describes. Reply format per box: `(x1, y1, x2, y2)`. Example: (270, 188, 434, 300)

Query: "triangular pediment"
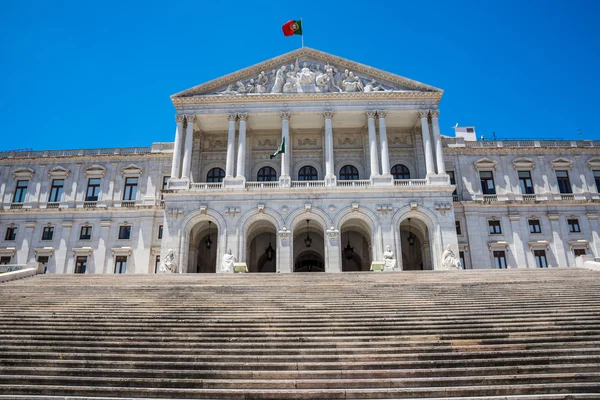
(172, 47, 442, 101)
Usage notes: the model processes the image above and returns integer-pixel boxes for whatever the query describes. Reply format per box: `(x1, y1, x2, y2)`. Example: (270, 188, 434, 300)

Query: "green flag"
(269, 137, 285, 159)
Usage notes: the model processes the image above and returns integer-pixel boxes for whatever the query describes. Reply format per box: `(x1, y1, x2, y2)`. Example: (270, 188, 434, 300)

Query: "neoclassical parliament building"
(1, 48, 599, 274)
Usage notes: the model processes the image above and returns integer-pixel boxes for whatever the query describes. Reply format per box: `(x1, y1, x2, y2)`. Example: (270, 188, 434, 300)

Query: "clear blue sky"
(1, 0, 598, 151)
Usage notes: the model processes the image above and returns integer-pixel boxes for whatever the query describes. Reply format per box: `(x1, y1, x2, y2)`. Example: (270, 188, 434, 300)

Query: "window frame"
(339, 165, 359, 181)
(79, 225, 92, 240)
(493, 250, 507, 269)
(455, 220, 462, 235)
(567, 218, 581, 233)
(74, 256, 87, 274)
(158, 225, 163, 240)
(0, 256, 11, 265)
(479, 171, 496, 195)
(122, 177, 139, 201)
(534, 249, 548, 268)
(13, 180, 28, 203)
(594, 170, 600, 193)
(518, 170, 534, 194)
(118, 225, 131, 240)
(298, 166, 318, 181)
(41, 226, 54, 241)
(574, 248, 586, 257)
(257, 166, 277, 182)
(391, 164, 410, 180)
(528, 219, 542, 234)
(114, 256, 127, 274)
(556, 170, 572, 194)
(85, 178, 101, 201)
(5, 226, 17, 241)
(206, 168, 225, 183)
(48, 179, 64, 203)
(488, 220, 502, 235)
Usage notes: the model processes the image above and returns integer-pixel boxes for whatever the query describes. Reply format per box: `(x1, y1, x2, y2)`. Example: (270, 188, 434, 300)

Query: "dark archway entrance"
(400, 217, 432, 270)
(293, 219, 325, 272)
(189, 220, 218, 273)
(294, 251, 325, 272)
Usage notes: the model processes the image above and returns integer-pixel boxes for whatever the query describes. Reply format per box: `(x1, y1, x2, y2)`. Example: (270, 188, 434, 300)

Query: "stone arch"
(237, 209, 284, 264)
(180, 209, 229, 273)
(251, 160, 280, 181)
(391, 205, 441, 270)
(334, 159, 365, 180)
(334, 206, 382, 259)
(200, 162, 226, 182)
(288, 209, 330, 273)
(389, 159, 416, 178)
(292, 160, 323, 181)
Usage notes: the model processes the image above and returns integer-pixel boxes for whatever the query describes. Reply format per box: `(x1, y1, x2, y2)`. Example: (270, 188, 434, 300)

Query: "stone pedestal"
(234, 262, 248, 273)
(370, 261, 385, 272)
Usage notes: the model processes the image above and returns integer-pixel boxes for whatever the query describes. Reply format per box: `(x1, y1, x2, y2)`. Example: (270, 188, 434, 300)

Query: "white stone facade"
(1, 48, 599, 273)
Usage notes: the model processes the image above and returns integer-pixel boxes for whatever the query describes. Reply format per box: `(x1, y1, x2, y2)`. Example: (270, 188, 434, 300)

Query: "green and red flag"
(282, 20, 302, 36)
(269, 137, 285, 159)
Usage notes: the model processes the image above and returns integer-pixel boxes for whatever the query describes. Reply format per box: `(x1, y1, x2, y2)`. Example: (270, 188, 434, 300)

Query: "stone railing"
(522, 194, 537, 202)
(291, 180, 326, 188)
(83, 201, 98, 209)
(0, 147, 153, 159)
(458, 140, 600, 149)
(190, 182, 223, 190)
(394, 179, 427, 186)
(483, 194, 498, 204)
(337, 180, 371, 187)
(560, 194, 575, 201)
(247, 181, 280, 189)
(46, 202, 60, 209)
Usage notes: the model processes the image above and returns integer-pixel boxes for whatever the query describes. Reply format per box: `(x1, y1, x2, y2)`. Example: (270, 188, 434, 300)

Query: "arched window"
(257, 166, 277, 181)
(298, 166, 318, 181)
(207, 168, 225, 183)
(339, 165, 359, 180)
(391, 164, 410, 180)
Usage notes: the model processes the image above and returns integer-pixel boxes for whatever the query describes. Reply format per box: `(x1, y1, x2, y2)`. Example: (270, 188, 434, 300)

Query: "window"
(257, 166, 277, 181)
(80, 226, 92, 240)
(123, 177, 138, 201)
(114, 256, 127, 274)
(118, 225, 131, 240)
(594, 170, 600, 192)
(459, 251, 466, 269)
(37, 255, 49, 274)
(488, 220, 502, 235)
(298, 166, 318, 181)
(48, 179, 64, 202)
(5, 226, 17, 241)
(158, 225, 163, 239)
(86, 178, 101, 201)
(518, 171, 534, 194)
(41, 226, 54, 241)
(13, 180, 28, 203)
(448, 171, 458, 196)
(207, 168, 225, 183)
(155, 255, 161, 273)
(455, 221, 462, 235)
(528, 219, 542, 234)
(493, 251, 507, 269)
(162, 176, 170, 191)
(479, 171, 495, 194)
(75, 256, 87, 274)
(534, 250, 548, 268)
(574, 248, 586, 257)
(466, 128, 474, 133)
(391, 164, 410, 180)
(568, 218, 581, 233)
(0, 256, 11, 265)
(556, 170, 572, 194)
(339, 165, 359, 180)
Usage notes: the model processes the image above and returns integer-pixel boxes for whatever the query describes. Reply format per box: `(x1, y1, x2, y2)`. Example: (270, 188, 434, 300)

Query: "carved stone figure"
(270, 66, 286, 93)
(442, 245, 462, 270)
(342, 70, 364, 92)
(283, 76, 296, 93)
(235, 81, 247, 94)
(364, 79, 387, 92)
(383, 245, 396, 270)
(159, 249, 178, 273)
(221, 248, 236, 272)
(256, 71, 268, 93)
(220, 85, 237, 95)
(297, 62, 316, 85)
(245, 78, 256, 93)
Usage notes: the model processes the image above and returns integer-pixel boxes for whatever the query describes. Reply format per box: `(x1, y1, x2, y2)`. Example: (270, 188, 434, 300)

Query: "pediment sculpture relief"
(215, 58, 402, 96)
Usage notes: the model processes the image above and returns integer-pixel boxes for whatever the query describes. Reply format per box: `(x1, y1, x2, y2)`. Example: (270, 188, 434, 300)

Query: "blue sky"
(1, 0, 598, 151)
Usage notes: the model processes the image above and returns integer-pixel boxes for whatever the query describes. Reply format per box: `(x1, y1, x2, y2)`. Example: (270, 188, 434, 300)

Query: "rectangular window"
(574, 248, 586, 257)
(534, 249, 548, 268)
(74, 256, 87, 274)
(118, 225, 131, 240)
(448, 171, 457, 196)
(37, 255, 49, 274)
(162, 176, 170, 191)
(455, 221, 462, 235)
(115, 256, 127, 274)
(518, 171, 534, 194)
(48, 179, 64, 202)
(459, 251, 466, 269)
(41, 226, 54, 241)
(493, 251, 507, 269)
(556, 170, 572, 194)
(86, 178, 101, 201)
(79, 226, 92, 240)
(528, 219, 542, 234)
(594, 170, 600, 193)
(488, 220, 502, 234)
(123, 177, 138, 201)
(479, 171, 495, 194)
(568, 218, 581, 233)
(5, 226, 17, 241)
(158, 225, 163, 239)
(155, 255, 161, 273)
(13, 180, 28, 203)
(0, 256, 11, 265)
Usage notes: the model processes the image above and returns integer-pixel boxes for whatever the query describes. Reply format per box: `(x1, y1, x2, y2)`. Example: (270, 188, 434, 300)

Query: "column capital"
(237, 112, 248, 121)
(366, 110, 377, 119)
(429, 109, 440, 118)
(185, 114, 196, 123)
(227, 113, 237, 122)
(323, 110, 334, 119)
(376, 110, 386, 118)
(175, 114, 186, 123)
(280, 111, 291, 120)
(418, 110, 430, 119)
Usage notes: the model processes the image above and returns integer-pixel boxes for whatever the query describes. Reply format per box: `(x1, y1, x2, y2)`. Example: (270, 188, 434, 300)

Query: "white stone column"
(181, 114, 195, 180)
(95, 220, 111, 274)
(279, 111, 291, 187)
(587, 213, 600, 257)
(430, 110, 446, 174)
(419, 110, 435, 175)
(549, 214, 569, 267)
(236, 113, 248, 179)
(323, 111, 336, 185)
(366, 111, 380, 179)
(509, 215, 528, 268)
(377, 111, 391, 176)
(225, 113, 237, 178)
(170, 115, 185, 180)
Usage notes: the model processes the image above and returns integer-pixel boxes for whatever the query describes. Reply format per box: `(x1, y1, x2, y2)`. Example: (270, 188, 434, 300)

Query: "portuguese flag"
(282, 20, 302, 37)
(270, 137, 285, 159)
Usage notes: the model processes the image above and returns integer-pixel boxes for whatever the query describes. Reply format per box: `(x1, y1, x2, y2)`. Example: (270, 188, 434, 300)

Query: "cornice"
(0, 153, 171, 164)
(444, 147, 600, 155)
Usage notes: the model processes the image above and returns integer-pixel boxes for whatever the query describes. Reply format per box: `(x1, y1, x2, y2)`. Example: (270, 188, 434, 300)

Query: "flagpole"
(301, 17, 304, 48)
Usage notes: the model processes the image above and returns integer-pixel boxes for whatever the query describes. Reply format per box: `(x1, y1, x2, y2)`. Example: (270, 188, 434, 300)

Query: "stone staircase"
(0, 269, 600, 399)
